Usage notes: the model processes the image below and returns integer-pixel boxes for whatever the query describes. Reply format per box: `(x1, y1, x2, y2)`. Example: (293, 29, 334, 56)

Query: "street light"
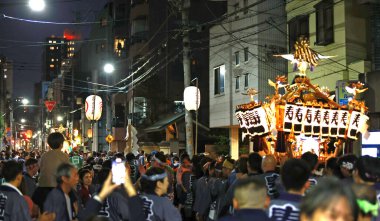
(57, 115, 63, 122)
(20, 118, 26, 123)
(103, 63, 115, 74)
(22, 98, 29, 105)
(28, 0, 45, 12)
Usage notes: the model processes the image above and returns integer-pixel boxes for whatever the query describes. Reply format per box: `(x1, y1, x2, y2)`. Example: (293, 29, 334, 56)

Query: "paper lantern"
(87, 128, 93, 138)
(235, 106, 270, 140)
(183, 86, 200, 111)
(85, 95, 103, 121)
(26, 130, 33, 139)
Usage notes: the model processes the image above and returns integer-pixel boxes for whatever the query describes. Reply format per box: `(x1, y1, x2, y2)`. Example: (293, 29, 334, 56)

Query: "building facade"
(286, 0, 372, 95)
(209, 0, 287, 159)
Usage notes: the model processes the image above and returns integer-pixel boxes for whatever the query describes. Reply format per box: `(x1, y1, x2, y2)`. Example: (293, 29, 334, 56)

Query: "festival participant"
(222, 158, 235, 186)
(257, 155, 280, 199)
(222, 153, 263, 216)
(301, 152, 320, 188)
(324, 156, 340, 177)
(353, 156, 380, 203)
(126, 152, 139, 183)
(234, 157, 248, 181)
(300, 178, 358, 221)
(44, 163, 79, 221)
(268, 159, 310, 221)
(193, 160, 214, 221)
(23, 158, 39, 197)
(0, 160, 55, 221)
(218, 177, 270, 221)
(246, 152, 263, 175)
(176, 153, 195, 219)
(33, 132, 69, 211)
(338, 154, 358, 183)
(352, 183, 379, 221)
(140, 167, 182, 221)
(77, 168, 95, 208)
(78, 167, 132, 221)
(150, 152, 175, 201)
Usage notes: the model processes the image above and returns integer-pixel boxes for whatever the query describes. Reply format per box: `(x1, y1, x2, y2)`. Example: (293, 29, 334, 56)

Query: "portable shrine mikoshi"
(235, 38, 369, 160)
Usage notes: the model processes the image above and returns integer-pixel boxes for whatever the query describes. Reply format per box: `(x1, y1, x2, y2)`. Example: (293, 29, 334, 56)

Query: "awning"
(144, 112, 185, 133)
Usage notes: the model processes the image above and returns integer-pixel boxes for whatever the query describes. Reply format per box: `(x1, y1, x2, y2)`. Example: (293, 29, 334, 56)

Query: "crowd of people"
(0, 131, 380, 221)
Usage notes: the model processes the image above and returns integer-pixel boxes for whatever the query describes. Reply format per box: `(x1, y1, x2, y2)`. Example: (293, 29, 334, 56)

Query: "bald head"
(262, 155, 277, 173)
(233, 177, 268, 209)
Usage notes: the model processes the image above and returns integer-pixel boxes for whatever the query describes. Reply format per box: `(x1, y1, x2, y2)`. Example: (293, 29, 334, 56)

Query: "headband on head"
(142, 172, 168, 181)
(151, 155, 165, 166)
(341, 161, 354, 170)
(223, 160, 234, 170)
(357, 199, 379, 217)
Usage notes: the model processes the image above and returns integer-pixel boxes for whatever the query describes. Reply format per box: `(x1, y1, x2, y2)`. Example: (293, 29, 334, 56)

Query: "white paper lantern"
(85, 95, 103, 121)
(183, 86, 200, 111)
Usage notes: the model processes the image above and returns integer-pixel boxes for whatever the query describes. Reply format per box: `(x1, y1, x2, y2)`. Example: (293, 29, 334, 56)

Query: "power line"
(1, 13, 128, 25)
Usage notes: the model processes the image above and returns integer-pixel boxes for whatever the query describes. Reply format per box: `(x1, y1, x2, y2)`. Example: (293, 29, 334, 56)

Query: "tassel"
(276, 131, 286, 153)
(252, 136, 261, 152)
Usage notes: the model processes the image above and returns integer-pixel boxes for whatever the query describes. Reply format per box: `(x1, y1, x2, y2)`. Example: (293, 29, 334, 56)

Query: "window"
(114, 38, 126, 57)
(235, 76, 240, 91)
(288, 15, 309, 52)
(116, 3, 126, 20)
(243, 0, 248, 14)
(50, 64, 54, 68)
(234, 3, 239, 19)
(244, 47, 249, 62)
(315, 0, 334, 45)
(214, 65, 225, 95)
(132, 16, 148, 35)
(244, 74, 249, 88)
(50, 47, 54, 50)
(235, 51, 240, 65)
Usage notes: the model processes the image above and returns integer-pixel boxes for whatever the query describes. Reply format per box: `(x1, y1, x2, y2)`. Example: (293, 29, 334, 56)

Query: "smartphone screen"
(112, 158, 126, 184)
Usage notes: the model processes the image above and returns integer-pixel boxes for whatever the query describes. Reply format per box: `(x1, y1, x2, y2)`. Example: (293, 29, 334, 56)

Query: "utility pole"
(92, 70, 99, 152)
(182, 0, 194, 158)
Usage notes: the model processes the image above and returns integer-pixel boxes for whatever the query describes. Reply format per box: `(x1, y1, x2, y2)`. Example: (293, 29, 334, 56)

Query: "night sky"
(0, 0, 108, 101)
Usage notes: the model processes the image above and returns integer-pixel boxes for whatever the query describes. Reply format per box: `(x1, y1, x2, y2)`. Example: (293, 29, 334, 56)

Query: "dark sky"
(0, 0, 108, 101)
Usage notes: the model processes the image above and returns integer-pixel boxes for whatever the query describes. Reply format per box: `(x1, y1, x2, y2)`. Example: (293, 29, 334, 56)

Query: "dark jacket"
(43, 186, 78, 221)
(267, 192, 302, 221)
(139, 193, 182, 221)
(78, 194, 145, 221)
(218, 209, 270, 221)
(23, 173, 37, 198)
(0, 184, 32, 221)
(193, 176, 212, 216)
(257, 171, 280, 199)
(78, 189, 130, 221)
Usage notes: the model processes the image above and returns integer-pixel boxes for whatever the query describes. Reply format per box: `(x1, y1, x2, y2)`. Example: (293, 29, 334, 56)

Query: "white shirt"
(64, 193, 72, 220)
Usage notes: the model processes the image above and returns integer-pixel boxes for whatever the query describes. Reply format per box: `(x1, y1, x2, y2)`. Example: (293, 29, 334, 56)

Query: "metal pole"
(71, 66, 75, 143)
(10, 107, 13, 150)
(195, 78, 198, 155)
(92, 70, 98, 152)
(182, 0, 194, 158)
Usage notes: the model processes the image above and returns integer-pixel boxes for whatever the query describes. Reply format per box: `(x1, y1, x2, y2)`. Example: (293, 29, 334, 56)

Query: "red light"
(63, 29, 81, 41)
